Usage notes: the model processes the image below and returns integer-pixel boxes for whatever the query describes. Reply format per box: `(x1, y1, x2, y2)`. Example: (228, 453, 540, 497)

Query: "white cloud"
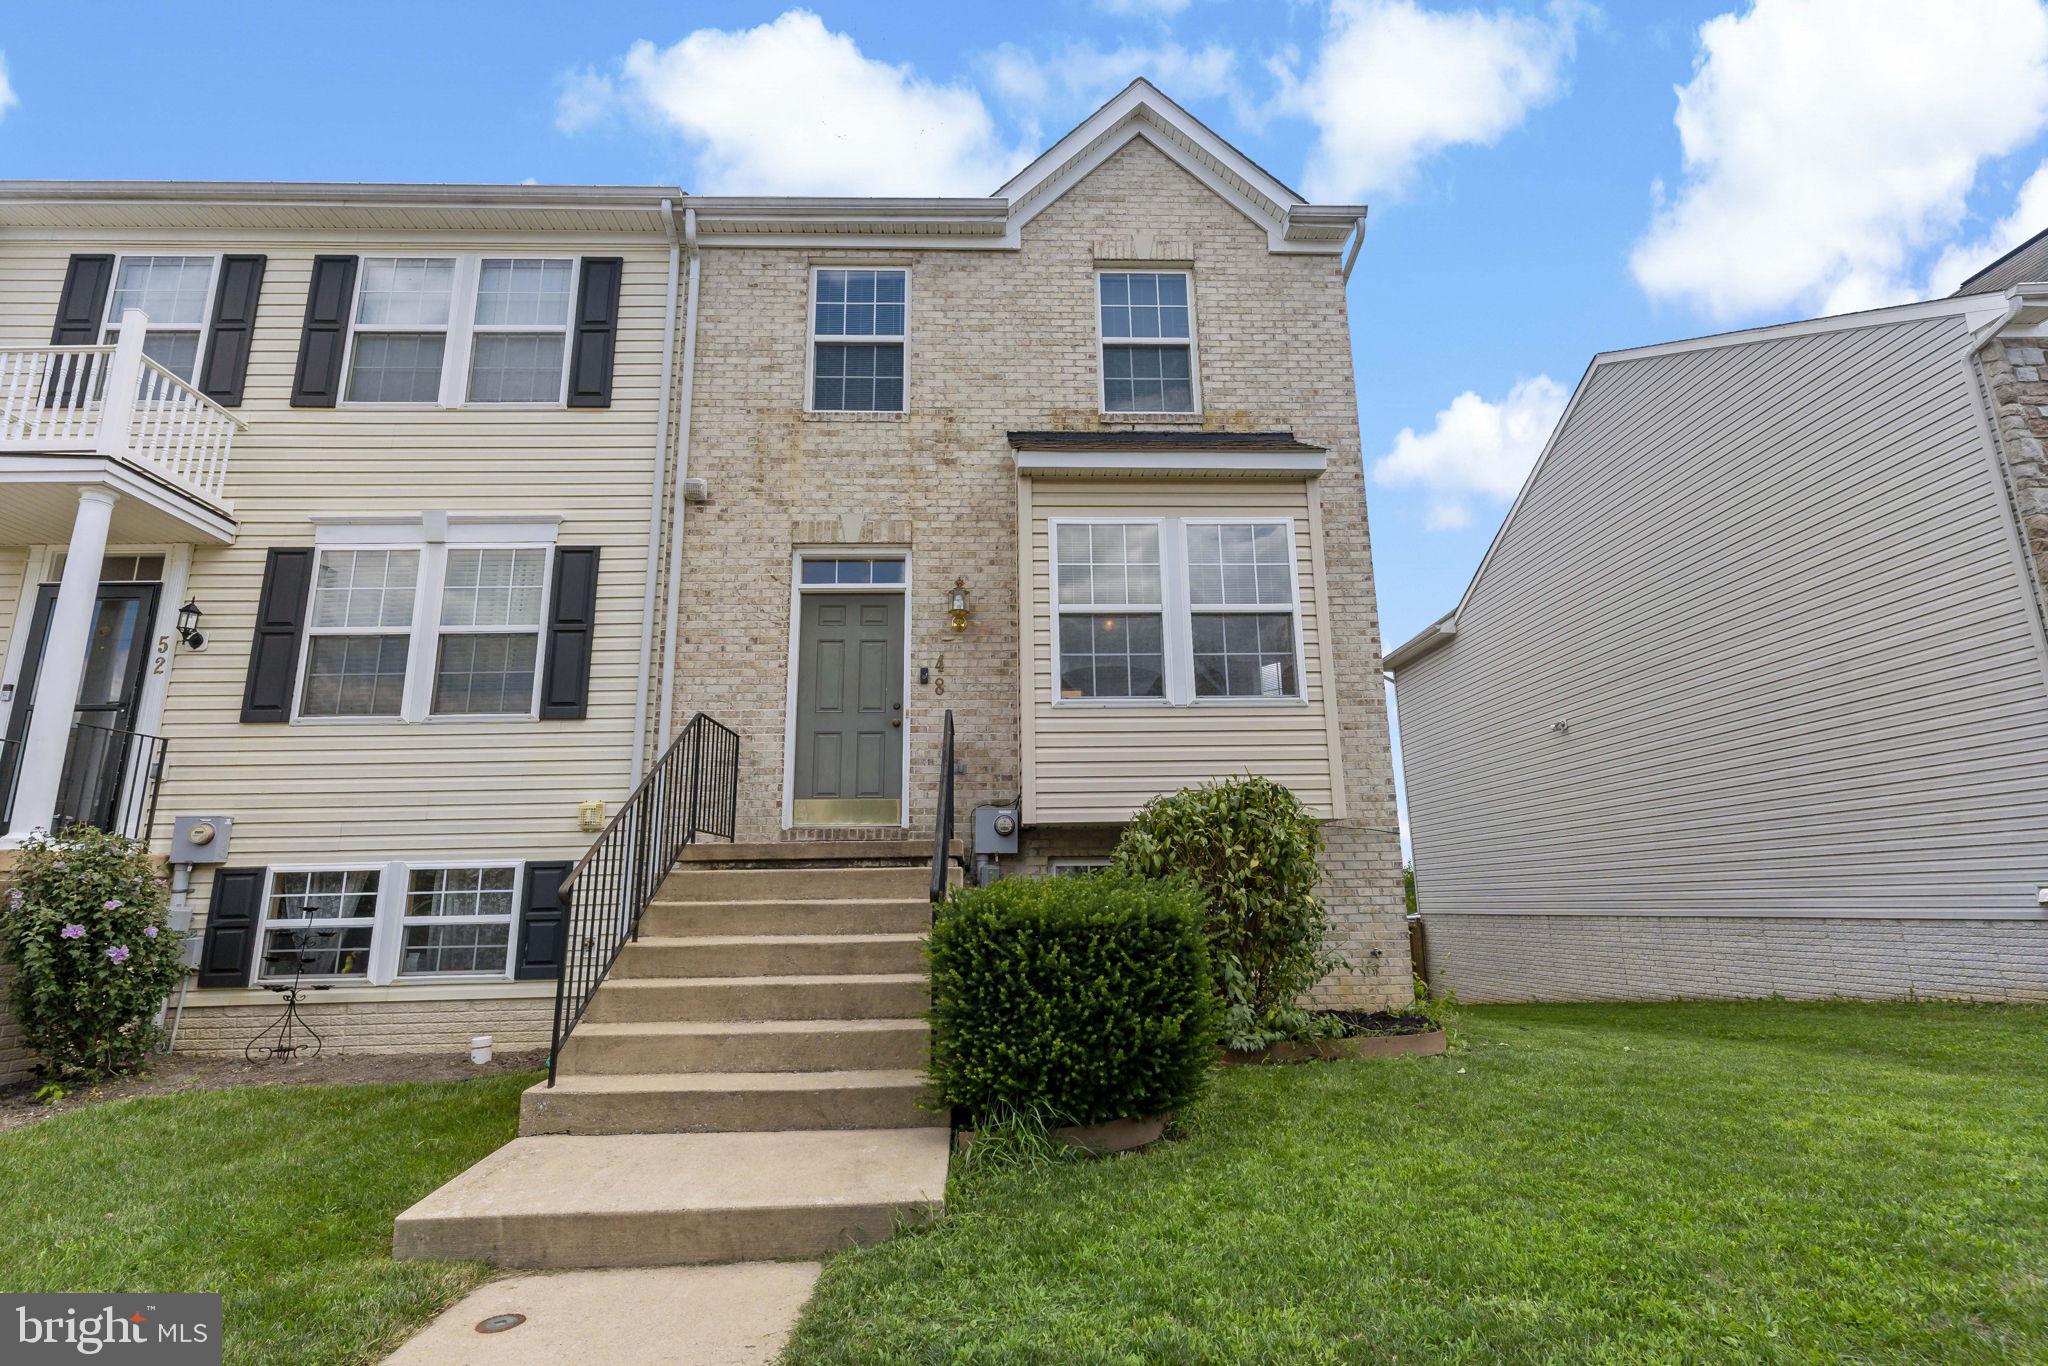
(1372, 376, 1569, 530)
(0, 52, 17, 122)
(1925, 162, 2048, 295)
(1631, 0, 2048, 320)
(1271, 0, 1583, 200)
(557, 10, 1027, 195)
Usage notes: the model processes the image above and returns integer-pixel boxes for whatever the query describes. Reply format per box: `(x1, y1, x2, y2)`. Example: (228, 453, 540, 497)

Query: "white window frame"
(339, 255, 580, 410)
(395, 861, 523, 982)
(99, 252, 222, 386)
(1094, 268, 1200, 416)
(294, 544, 423, 725)
(804, 266, 910, 414)
(252, 864, 387, 986)
(1048, 515, 1306, 708)
(1048, 858, 1113, 876)
(293, 515, 560, 725)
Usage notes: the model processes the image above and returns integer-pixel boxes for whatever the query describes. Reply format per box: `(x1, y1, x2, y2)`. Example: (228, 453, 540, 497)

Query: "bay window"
(1050, 517, 1302, 705)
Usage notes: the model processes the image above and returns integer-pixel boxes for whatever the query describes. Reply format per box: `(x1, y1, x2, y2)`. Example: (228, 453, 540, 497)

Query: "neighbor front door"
(792, 592, 904, 825)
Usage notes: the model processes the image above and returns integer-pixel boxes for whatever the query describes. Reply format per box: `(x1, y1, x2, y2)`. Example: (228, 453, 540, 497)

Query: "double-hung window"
(433, 548, 548, 715)
(345, 256, 577, 406)
(400, 865, 518, 977)
(301, 548, 419, 718)
(810, 268, 907, 412)
(257, 869, 380, 982)
(1098, 271, 1196, 413)
(102, 254, 219, 384)
(1055, 522, 1166, 700)
(1051, 517, 1302, 705)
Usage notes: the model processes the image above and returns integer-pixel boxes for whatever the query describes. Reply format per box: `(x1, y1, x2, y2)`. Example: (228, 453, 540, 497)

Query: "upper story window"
(433, 547, 549, 716)
(1098, 271, 1196, 414)
(810, 268, 906, 412)
(345, 256, 576, 407)
(301, 548, 419, 718)
(102, 255, 218, 384)
(1051, 516, 1302, 706)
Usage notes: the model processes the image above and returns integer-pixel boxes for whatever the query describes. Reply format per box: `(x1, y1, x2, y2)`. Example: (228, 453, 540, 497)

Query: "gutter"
(630, 198, 681, 784)
(657, 207, 702, 750)
(1382, 614, 1457, 673)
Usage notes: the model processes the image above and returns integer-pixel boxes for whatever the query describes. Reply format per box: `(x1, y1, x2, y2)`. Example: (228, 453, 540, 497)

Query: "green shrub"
(1114, 775, 1341, 1050)
(928, 872, 1218, 1128)
(1, 826, 183, 1078)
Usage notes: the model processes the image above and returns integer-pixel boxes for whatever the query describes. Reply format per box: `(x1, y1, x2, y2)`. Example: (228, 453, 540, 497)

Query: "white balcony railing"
(0, 310, 240, 507)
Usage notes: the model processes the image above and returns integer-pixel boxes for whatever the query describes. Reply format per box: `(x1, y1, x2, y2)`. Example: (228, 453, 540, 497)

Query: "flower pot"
(1219, 1028, 1447, 1065)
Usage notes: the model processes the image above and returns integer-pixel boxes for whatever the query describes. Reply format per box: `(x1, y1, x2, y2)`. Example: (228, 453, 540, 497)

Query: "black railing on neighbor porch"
(931, 709, 955, 905)
(0, 720, 168, 842)
(547, 713, 739, 1085)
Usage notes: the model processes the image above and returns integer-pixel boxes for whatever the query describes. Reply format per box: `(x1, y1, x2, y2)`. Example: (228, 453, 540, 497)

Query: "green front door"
(793, 592, 904, 825)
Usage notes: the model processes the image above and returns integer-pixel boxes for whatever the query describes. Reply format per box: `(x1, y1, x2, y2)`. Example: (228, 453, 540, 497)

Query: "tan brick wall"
(167, 993, 552, 1057)
(1424, 913, 2048, 1002)
(673, 137, 1406, 1008)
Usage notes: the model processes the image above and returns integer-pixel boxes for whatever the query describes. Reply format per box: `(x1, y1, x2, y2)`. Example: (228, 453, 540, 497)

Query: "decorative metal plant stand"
(245, 929, 334, 1063)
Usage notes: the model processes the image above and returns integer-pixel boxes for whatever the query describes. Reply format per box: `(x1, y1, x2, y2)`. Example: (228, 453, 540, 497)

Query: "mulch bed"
(0, 1048, 547, 1134)
(1317, 1009, 1441, 1037)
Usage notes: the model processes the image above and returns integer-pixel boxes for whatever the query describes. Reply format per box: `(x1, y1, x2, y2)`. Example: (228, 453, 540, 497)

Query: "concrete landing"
(382, 1262, 820, 1365)
(392, 1129, 950, 1268)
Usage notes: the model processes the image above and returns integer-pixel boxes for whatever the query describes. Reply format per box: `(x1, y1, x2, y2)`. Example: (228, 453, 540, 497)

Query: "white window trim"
(252, 860, 522, 988)
(293, 515, 559, 725)
(1048, 515, 1306, 708)
(395, 860, 524, 983)
(804, 266, 910, 414)
(99, 253, 222, 385)
(338, 254, 580, 410)
(253, 863, 391, 986)
(1094, 268, 1200, 417)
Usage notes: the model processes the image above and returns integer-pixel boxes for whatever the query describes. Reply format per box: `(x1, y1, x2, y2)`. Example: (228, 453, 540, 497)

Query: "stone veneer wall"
(671, 137, 1407, 1008)
(1424, 913, 2048, 1002)
(1979, 340, 2048, 607)
(0, 857, 29, 1084)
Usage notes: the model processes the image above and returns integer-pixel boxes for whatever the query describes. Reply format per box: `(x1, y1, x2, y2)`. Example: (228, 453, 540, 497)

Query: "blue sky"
(6, 0, 2047, 837)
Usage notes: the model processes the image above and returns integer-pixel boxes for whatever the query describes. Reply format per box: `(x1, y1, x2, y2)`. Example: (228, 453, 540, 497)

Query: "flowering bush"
(1, 825, 184, 1078)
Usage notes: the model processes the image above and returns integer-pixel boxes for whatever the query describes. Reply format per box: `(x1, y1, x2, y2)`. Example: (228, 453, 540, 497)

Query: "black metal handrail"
(931, 708, 954, 905)
(0, 718, 167, 842)
(547, 713, 739, 1085)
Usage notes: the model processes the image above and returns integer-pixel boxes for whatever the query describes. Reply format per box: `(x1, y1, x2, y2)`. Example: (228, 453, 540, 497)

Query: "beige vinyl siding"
(1023, 475, 1339, 823)
(0, 229, 674, 887)
(0, 547, 25, 682)
(1394, 313, 2048, 919)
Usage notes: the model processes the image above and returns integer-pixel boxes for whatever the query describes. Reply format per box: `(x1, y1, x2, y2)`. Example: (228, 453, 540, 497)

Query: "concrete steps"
(612, 932, 926, 979)
(556, 1018, 930, 1074)
(394, 840, 949, 1270)
(521, 1069, 942, 1135)
(393, 1129, 950, 1269)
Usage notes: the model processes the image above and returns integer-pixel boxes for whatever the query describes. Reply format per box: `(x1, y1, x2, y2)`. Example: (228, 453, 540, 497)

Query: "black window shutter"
(566, 257, 623, 408)
(515, 860, 571, 980)
(241, 548, 315, 722)
(197, 867, 267, 988)
(197, 254, 267, 407)
(291, 255, 358, 407)
(51, 254, 115, 345)
(539, 547, 600, 719)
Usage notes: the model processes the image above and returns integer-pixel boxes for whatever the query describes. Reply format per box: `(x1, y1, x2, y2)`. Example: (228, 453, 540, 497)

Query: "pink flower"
(103, 899, 122, 911)
(106, 945, 129, 964)
(143, 926, 159, 939)
(60, 924, 86, 940)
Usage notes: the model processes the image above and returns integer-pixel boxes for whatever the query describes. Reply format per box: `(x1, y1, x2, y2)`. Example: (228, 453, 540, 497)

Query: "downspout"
(630, 198, 682, 784)
(657, 207, 701, 750)
(1341, 215, 1368, 285)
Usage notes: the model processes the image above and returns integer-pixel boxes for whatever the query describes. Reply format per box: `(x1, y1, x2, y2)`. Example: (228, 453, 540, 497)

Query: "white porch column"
(7, 487, 118, 841)
(94, 310, 146, 458)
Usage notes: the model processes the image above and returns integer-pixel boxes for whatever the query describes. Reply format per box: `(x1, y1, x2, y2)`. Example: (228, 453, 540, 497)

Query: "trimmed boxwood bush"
(927, 872, 1219, 1128)
(1115, 775, 1341, 1051)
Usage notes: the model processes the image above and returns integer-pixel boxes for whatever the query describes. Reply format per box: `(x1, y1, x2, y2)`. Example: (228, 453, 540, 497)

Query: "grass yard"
(0, 1071, 534, 1366)
(786, 1001, 2048, 1364)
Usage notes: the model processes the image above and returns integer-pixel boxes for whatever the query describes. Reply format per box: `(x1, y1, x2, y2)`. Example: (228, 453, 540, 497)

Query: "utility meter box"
(170, 815, 233, 864)
(973, 804, 1020, 856)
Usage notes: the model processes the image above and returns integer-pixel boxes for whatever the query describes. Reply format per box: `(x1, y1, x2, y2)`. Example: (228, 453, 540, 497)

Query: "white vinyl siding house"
(1389, 294, 2048, 1003)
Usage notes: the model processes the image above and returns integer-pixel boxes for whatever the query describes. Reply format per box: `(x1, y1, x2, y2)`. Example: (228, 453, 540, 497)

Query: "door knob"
(890, 716, 902, 727)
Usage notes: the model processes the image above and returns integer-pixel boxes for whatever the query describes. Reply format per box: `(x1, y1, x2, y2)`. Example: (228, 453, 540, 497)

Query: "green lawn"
(0, 1072, 534, 1366)
(785, 1001, 2048, 1364)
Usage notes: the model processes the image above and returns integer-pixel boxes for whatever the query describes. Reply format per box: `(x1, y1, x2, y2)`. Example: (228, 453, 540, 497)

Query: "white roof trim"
(1385, 289, 2021, 670)
(1015, 449, 1328, 478)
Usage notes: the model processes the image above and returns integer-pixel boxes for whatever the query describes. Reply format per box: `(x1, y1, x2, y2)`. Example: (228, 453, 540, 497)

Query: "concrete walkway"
(384, 1263, 821, 1366)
